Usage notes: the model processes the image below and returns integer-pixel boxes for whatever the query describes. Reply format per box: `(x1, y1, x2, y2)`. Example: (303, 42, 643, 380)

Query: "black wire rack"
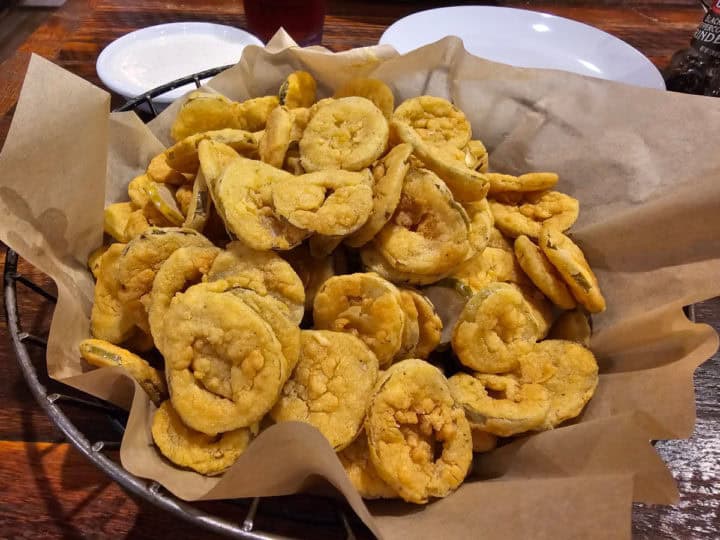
(3, 68, 361, 540)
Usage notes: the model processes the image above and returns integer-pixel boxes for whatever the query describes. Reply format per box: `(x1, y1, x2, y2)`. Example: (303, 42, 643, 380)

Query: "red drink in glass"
(244, 0, 326, 46)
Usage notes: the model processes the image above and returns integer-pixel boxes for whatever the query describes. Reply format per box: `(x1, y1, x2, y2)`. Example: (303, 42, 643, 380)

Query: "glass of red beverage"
(243, 0, 326, 46)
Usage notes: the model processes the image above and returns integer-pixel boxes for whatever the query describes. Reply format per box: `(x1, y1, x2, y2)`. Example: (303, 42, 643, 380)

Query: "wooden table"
(0, 0, 718, 537)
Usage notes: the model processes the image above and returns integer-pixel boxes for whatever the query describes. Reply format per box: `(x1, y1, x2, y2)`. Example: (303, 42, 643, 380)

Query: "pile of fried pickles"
(82, 71, 605, 505)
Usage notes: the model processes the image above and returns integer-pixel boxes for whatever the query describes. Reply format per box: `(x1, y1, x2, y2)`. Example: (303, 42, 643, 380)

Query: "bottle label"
(691, 2, 720, 59)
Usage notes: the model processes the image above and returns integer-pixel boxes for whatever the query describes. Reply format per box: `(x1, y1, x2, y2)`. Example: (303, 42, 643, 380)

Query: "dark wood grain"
(0, 441, 372, 538)
(0, 0, 718, 538)
(0, 5, 56, 65)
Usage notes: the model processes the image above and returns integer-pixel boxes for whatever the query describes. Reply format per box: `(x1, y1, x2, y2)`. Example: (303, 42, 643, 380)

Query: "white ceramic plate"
(380, 6, 665, 89)
(97, 22, 263, 103)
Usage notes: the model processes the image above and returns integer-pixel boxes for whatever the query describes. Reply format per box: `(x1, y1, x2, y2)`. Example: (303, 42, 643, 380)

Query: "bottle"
(663, 0, 720, 96)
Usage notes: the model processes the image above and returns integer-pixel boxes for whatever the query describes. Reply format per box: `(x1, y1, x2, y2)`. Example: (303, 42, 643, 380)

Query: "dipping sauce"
(97, 23, 262, 102)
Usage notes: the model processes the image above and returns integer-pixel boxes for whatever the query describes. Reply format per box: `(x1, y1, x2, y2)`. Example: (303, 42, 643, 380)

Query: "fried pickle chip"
(464, 198, 494, 253)
(288, 107, 311, 142)
(365, 359, 472, 504)
(306, 97, 334, 119)
(227, 287, 301, 373)
(279, 71, 317, 109)
(124, 209, 151, 239)
(359, 244, 450, 286)
(393, 96, 471, 148)
(514, 235, 576, 310)
(338, 432, 398, 499)
(272, 169, 373, 236)
(313, 273, 405, 367)
(451, 283, 538, 373)
(514, 283, 554, 340)
(103, 202, 135, 242)
(397, 290, 421, 360)
(175, 184, 193, 216)
(145, 181, 185, 226)
(197, 139, 241, 190)
(117, 227, 212, 305)
(128, 174, 153, 208)
(464, 140, 489, 173)
(299, 97, 389, 172)
(214, 156, 308, 250)
(171, 92, 241, 142)
(235, 96, 280, 132)
(196, 141, 242, 240)
(147, 152, 187, 185)
(140, 197, 176, 228)
(165, 129, 258, 174)
(91, 243, 136, 343)
(375, 168, 470, 275)
(487, 172, 559, 195)
(514, 340, 599, 428)
(345, 143, 412, 248)
(152, 401, 251, 475)
(539, 226, 606, 313)
(402, 289, 442, 358)
(489, 190, 579, 239)
(258, 105, 293, 168)
(451, 246, 528, 293)
(469, 426, 497, 453)
(88, 244, 109, 279)
(79, 338, 167, 406)
(334, 78, 394, 120)
(148, 246, 220, 350)
(271, 330, 378, 450)
(392, 120, 489, 202)
(448, 373, 550, 437)
(206, 241, 305, 324)
(117, 228, 213, 333)
(488, 226, 514, 252)
(548, 309, 592, 347)
(163, 283, 286, 433)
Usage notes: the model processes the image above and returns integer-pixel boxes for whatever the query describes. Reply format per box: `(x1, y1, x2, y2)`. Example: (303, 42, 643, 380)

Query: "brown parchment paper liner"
(1, 30, 719, 538)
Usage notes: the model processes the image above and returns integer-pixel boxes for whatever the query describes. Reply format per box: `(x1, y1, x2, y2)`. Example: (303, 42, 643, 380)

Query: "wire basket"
(3, 67, 362, 540)
(3, 67, 700, 539)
